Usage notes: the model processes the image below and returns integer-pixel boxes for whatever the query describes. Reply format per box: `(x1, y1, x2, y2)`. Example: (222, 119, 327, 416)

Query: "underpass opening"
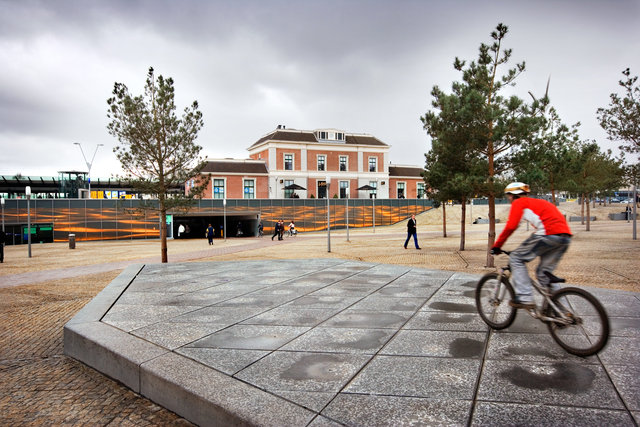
(172, 212, 260, 239)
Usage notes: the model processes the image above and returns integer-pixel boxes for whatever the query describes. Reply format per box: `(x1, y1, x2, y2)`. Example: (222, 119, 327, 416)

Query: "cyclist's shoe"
(509, 299, 536, 310)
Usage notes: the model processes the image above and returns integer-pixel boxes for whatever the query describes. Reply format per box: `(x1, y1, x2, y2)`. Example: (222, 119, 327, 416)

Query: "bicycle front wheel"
(545, 287, 610, 357)
(475, 272, 517, 329)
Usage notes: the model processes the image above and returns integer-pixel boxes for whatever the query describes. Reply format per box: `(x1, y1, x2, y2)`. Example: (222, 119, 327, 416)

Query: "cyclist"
(490, 182, 572, 309)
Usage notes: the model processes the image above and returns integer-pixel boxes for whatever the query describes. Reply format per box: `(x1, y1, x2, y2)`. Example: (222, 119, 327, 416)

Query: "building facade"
(197, 127, 425, 199)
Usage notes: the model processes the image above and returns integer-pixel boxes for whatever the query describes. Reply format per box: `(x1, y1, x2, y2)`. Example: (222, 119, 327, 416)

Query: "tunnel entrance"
(172, 212, 260, 239)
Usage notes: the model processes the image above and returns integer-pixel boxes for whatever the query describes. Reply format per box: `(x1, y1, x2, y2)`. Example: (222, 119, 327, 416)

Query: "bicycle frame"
(497, 264, 576, 326)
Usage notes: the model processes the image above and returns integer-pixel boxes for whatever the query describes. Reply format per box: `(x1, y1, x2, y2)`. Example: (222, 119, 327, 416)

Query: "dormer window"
(316, 130, 345, 142)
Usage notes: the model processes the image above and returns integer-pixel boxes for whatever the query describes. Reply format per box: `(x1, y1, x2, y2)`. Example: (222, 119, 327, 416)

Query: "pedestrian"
(0, 228, 5, 263)
(626, 204, 632, 222)
(206, 224, 214, 245)
(404, 214, 421, 249)
(271, 220, 280, 240)
(278, 219, 285, 240)
(178, 224, 185, 237)
(258, 221, 264, 237)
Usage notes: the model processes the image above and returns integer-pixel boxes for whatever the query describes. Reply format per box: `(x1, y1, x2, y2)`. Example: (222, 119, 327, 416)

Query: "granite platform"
(64, 259, 640, 426)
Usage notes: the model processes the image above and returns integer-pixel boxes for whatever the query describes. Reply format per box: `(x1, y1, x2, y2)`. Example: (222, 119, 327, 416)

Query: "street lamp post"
(326, 176, 331, 253)
(25, 186, 32, 258)
(223, 198, 227, 242)
(74, 143, 104, 197)
(1, 197, 5, 232)
(372, 184, 376, 234)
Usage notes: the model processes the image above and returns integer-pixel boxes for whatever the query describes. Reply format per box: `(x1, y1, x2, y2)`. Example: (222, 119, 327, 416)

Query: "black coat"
(407, 218, 417, 234)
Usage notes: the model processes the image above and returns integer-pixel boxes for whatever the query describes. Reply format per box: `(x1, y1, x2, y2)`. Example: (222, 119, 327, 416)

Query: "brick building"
(195, 127, 425, 199)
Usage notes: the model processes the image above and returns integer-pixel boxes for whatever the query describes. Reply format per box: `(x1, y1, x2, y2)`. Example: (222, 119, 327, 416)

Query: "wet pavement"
(64, 259, 640, 426)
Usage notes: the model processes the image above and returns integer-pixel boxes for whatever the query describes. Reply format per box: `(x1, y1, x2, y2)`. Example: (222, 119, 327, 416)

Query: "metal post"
(26, 186, 32, 258)
(327, 177, 331, 252)
(223, 198, 227, 242)
(1, 197, 4, 232)
(346, 187, 350, 242)
(372, 194, 376, 233)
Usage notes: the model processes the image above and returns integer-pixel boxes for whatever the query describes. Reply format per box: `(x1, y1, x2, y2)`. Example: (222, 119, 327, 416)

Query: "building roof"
(389, 165, 424, 178)
(248, 128, 389, 150)
(202, 159, 269, 174)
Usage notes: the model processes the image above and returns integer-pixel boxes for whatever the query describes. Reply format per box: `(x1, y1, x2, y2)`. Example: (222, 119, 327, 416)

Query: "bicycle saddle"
(544, 271, 566, 283)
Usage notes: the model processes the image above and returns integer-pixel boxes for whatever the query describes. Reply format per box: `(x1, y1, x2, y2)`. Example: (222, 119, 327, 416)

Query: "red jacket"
(494, 197, 572, 248)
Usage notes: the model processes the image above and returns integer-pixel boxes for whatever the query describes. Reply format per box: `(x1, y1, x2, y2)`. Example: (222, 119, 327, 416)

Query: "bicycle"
(475, 250, 610, 357)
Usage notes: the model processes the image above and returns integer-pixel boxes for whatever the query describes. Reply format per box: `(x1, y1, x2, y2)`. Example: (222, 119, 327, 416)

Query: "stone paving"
(65, 258, 640, 426)
(0, 272, 192, 426)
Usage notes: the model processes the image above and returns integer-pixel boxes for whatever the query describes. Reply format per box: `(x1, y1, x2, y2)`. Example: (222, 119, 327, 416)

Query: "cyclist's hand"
(490, 247, 502, 255)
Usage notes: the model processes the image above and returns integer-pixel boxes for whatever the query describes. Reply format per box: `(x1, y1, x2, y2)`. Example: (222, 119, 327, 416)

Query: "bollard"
(69, 234, 76, 249)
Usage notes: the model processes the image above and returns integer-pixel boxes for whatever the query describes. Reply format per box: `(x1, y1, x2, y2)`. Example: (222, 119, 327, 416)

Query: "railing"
(1, 198, 435, 243)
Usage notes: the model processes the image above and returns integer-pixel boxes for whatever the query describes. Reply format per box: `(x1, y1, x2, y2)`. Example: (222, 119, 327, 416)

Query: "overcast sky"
(1, 0, 639, 179)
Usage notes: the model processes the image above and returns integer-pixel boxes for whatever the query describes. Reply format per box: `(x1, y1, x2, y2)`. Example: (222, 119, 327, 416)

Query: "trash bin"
(69, 234, 76, 249)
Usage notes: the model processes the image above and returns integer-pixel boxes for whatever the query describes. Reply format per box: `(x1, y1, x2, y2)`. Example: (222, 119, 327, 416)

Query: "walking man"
(404, 214, 421, 249)
(271, 220, 280, 241)
(206, 224, 214, 245)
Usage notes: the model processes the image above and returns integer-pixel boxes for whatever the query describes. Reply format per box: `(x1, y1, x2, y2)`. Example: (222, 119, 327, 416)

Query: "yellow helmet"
(504, 182, 530, 195)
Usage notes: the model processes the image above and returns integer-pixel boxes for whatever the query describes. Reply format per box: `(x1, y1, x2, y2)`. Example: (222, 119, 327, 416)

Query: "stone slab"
(141, 352, 315, 427)
(64, 259, 640, 426)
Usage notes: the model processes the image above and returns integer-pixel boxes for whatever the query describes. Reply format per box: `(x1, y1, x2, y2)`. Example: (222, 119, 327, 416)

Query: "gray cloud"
(1, 0, 639, 178)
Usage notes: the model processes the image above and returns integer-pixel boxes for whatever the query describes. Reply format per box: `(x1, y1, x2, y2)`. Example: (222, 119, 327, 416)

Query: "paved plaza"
(65, 258, 640, 426)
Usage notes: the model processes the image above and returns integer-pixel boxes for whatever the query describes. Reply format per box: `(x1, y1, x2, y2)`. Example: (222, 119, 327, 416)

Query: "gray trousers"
(509, 234, 571, 302)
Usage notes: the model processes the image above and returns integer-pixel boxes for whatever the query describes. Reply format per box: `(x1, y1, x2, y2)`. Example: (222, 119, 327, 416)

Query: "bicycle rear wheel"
(475, 272, 517, 329)
(544, 287, 610, 357)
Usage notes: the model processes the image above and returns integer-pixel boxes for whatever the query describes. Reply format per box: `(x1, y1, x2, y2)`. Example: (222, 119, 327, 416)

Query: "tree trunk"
(442, 203, 447, 238)
(586, 194, 591, 231)
(460, 197, 466, 251)
(581, 194, 585, 225)
(487, 193, 496, 267)
(160, 206, 168, 263)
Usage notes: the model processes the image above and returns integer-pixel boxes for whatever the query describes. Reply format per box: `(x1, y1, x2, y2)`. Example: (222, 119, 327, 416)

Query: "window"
(213, 179, 225, 199)
(369, 157, 377, 172)
(339, 156, 347, 171)
(284, 179, 294, 199)
(336, 132, 344, 141)
(417, 182, 425, 199)
(369, 181, 377, 198)
(284, 154, 293, 171)
(318, 180, 327, 198)
(397, 182, 405, 199)
(339, 181, 349, 198)
(318, 131, 327, 140)
(317, 155, 326, 171)
(243, 179, 255, 199)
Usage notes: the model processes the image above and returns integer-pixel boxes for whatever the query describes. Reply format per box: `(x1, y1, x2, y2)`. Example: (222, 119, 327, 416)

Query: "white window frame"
(243, 178, 255, 199)
(339, 180, 349, 198)
(369, 180, 377, 198)
(317, 154, 326, 171)
(213, 178, 226, 199)
(368, 156, 377, 172)
(284, 153, 294, 171)
(339, 155, 348, 171)
(417, 182, 425, 199)
(284, 179, 294, 198)
(397, 181, 406, 198)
